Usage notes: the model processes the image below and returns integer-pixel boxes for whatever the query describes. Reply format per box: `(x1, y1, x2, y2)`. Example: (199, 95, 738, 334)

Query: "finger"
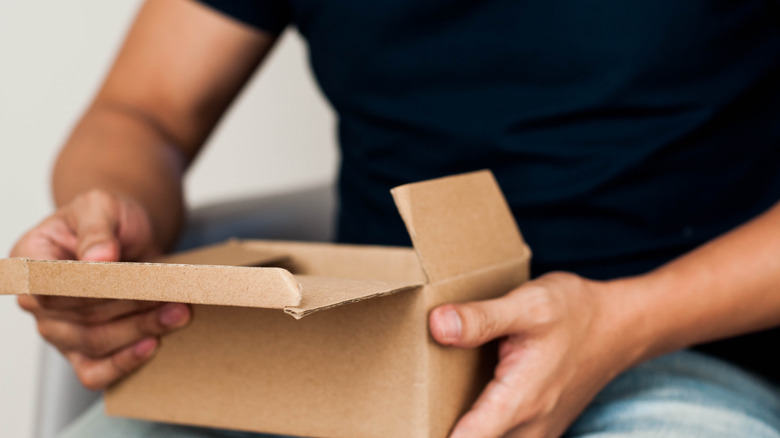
(37, 303, 190, 358)
(63, 191, 122, 261)
(66, 337, 159, 390)
(20, 295, 114, 312)
(430, 284, 558, 348)
(10, 217, 79, 260)
(449, 369, 526, 438)
(429, 299, 518, 348)
(27, 298, 164, 324)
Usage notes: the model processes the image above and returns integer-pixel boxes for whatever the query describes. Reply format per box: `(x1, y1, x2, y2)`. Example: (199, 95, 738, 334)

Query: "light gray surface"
(35, 184, 336, 438)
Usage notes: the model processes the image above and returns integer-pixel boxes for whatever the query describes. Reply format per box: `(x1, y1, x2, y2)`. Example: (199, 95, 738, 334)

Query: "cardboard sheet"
(152, 239, 288, 266)
(287, 275, 423, 318)
(0, 258, 302, 308)
(0, 254, 424, 317)
(392, 170, 530, 282)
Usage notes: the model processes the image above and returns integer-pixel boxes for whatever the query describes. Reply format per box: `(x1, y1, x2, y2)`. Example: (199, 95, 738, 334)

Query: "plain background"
(0, 1, 337, 436)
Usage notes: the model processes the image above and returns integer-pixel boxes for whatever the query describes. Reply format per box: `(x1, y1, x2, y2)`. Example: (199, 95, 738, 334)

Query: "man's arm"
(430, 198, 780, 438)
(13, 0, 278, 390)
(53, 0, 277, 252)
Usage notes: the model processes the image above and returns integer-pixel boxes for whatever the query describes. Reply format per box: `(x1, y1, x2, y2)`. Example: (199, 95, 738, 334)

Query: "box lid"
(0, 242, 423, 319)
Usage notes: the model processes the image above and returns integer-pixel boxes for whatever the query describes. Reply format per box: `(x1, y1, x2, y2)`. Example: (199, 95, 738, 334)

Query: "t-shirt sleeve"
(196, 0, 293, 34)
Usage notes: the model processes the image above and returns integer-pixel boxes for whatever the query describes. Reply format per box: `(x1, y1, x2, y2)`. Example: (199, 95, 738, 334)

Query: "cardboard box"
(0, 170, 531, 437)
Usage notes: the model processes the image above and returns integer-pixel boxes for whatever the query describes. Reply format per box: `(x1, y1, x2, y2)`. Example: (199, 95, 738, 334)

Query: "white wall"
(0, 1, 337, 436)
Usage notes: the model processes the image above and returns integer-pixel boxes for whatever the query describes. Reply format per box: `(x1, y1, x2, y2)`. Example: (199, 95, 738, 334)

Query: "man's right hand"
(11, 190, 191, 390)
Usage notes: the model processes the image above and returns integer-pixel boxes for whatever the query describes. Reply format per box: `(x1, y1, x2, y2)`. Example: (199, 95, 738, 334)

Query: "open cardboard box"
(0, 170, 531, 438)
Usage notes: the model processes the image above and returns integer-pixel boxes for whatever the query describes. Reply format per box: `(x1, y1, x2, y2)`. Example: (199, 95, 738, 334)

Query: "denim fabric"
(566, 350, 780, 438)
(61, 350, 780, 438)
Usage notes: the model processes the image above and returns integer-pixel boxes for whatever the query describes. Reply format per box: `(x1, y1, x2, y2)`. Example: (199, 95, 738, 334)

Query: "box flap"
(284, 275, 423, 319)
(153, 240, 288, 266)
(0, 258, 302, 309)
(0, 246, 424, 317)
(391, 170, 530, 282)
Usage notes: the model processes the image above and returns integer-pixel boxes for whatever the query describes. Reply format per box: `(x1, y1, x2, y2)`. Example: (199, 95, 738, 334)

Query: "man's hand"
(12, 190, 191, 390)
(430, 272, 639, 438)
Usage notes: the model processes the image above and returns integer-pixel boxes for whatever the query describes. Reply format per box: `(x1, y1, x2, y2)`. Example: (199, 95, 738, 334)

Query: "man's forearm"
(609, 200, 780, 365)
(52, 101, 189, 252)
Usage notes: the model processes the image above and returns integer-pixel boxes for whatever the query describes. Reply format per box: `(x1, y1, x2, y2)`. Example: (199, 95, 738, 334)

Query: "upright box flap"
(0, 258, 302, 309)
(391, 170, 530, 282)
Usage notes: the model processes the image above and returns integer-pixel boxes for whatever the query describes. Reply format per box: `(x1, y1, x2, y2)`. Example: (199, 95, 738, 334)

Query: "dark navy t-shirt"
(197, 0, 780, 380)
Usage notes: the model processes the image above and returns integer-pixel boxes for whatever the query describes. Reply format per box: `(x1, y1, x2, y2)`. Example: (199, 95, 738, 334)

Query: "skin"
(11, 0, 780, 436)
(13, 0, 278, 390)
(430, 200, 780, 437)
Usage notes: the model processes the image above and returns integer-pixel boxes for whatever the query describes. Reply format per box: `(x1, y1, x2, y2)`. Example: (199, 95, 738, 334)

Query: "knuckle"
(73, 306, 107, 324)
(528, 293, 560, 326)
(79, 328, 111, 357)
(138, 311, 165, 336)
(78, 189, 115, 208)
(465, 305, 499, 340)
(111, 352, 138, 376)
(518, 286, 564, 328)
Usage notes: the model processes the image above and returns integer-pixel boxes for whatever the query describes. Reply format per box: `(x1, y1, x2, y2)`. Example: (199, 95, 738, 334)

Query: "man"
(12, 0, 780, 437)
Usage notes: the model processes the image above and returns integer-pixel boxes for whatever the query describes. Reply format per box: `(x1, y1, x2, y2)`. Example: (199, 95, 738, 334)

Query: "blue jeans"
(61, 350, 780, 438)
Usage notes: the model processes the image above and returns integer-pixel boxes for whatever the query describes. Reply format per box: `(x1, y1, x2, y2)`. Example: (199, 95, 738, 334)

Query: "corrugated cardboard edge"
(0, 258, 29, 296)
(0, 258, 302, 309)
(285, 275, 424, 319)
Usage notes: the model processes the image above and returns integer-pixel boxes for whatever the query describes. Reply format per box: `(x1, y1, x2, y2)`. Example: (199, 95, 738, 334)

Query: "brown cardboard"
(0, 170, 531, 437)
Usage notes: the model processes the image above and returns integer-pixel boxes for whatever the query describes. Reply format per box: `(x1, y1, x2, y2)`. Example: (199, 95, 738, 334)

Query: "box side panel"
(240, 240, 426, 283)
(106, 288, 431, 438)
(425, 259, 530, 438)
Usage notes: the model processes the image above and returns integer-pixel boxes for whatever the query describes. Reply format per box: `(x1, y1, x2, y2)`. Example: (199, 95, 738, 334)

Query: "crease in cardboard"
(426, 255, 530, 288)
(284, 275, 424, 319)
(390, 189, 430, 284)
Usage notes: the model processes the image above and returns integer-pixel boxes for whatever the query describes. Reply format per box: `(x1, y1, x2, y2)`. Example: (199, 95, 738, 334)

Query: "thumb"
(81, 240, 120, 262)
(62, 193, 122, 262)
(430, 297, 519, 348)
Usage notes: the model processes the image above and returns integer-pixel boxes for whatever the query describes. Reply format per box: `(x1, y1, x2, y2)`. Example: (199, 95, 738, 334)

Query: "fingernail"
(158, 304, 188, 329)
(439, 309, 462, 341)
(82, 243, 112, 261)
(133, 338, 157, 358)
